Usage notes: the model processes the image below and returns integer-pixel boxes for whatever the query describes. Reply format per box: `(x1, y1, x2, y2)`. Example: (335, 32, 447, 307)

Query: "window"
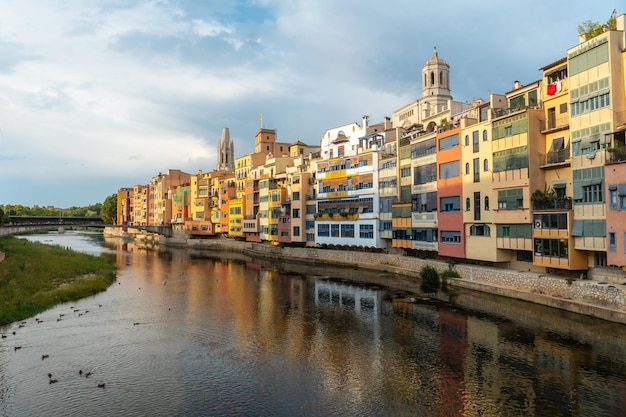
(582, 184, 603, 203)
(493, 146, 529, 172)
(534, 239, 568, 258)
(474, 191, 481, 221)
(341, 224, 354, 238)
(318, 224, 330, 237)
(620, 184, 626, 209)
(473, 158, 480, 183)
(293, 192, 300, 201)
(440, 196, 461, 212)
(470, 224, 490, 236)
(610, 186, 617, 209)
(441, 231, 461, 244)
(533, 213, 568, 230)
(497, 224, 532, 238)
(439, 160, 460, 179)
(401, 167, 411, 177)
(439, 134, 459, 151)
(465, 197, 471, 211)
(482, 130, 488, 142)
(292, 209, 300, 218)
(414, 163, 437, 184)
(473, 131, 479, 153)
(465, 162, 470, 175)
(498, 188, 523, 209)
(504, 125, 512, 136)
(483, 159, 489, 172)
(609, 232, 616, 252)
(484, 196, 490, 210)
(360, 224, 374, 239)
(464, 135, 469, 146)
(331, 224, 339, 237)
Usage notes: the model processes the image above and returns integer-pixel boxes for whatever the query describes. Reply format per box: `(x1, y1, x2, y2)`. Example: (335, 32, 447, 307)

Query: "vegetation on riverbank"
(0, 236, 116, 326)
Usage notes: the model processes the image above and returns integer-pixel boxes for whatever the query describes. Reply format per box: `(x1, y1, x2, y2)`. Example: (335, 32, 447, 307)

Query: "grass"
(0, 236, 117, 326)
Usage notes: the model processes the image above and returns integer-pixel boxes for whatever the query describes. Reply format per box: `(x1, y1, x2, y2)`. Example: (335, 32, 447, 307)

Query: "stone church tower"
(421, 48, 452, 117)
(217, 127, 234, 172)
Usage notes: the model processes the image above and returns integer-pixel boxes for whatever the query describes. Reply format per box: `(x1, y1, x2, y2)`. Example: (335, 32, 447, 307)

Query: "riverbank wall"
(105, 227, 626, 324)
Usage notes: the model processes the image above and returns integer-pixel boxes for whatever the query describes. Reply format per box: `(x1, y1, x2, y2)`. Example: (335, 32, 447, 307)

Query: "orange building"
(437, 127, 465, 258)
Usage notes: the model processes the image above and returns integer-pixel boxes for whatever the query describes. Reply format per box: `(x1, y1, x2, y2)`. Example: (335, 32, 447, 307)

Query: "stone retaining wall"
(105, 228, 626, 313)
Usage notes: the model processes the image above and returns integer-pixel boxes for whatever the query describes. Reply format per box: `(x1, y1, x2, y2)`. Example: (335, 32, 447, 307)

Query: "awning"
(551, 136, 565, 151)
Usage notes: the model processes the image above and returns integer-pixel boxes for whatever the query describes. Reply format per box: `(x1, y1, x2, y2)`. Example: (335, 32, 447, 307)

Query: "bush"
(441, 270, 460, 279)
(420, 265, 440, 287)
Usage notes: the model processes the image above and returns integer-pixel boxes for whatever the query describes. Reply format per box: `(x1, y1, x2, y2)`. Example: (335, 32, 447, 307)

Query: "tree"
(100, 194, 117, 224)
(578, 11, 618, 41)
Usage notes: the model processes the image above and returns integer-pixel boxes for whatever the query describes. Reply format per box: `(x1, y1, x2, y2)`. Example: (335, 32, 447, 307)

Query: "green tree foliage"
(100, 194, 117, 224)
(578, 12, 618, 41)
(0, 202, 103, 223)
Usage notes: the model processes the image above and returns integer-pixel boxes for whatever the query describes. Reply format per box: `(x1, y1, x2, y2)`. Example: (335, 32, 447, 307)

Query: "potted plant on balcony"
(531, 186, 554, 210)
(608, 146, 626, 163)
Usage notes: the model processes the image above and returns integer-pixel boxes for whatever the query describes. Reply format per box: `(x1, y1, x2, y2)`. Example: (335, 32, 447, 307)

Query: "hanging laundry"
(555, 79, 562, 92)
(547, 84, 557, 96)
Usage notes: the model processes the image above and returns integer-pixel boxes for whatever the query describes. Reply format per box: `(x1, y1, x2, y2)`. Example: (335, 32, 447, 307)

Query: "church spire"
(217, 127, 234, 172)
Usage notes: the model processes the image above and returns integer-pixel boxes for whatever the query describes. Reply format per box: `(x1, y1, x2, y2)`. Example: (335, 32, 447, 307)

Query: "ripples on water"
(1, 232, 625, 416)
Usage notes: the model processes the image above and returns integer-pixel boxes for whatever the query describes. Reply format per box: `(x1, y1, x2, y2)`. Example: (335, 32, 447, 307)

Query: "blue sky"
(0, 0, 620, 208)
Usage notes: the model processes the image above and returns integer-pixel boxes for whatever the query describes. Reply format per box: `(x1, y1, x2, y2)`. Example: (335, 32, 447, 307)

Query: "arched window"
(466, 198, 471, 211)
(465, 135, 469, 146)
(465, 162, 470, 175)
(484, 196, 490, 210)
(483, 130, 488, 141)
(483, 159, 489, 171)
(430, 71, 435, 86)
(439, 71, 443, 85)
(424, 74, 427, 87)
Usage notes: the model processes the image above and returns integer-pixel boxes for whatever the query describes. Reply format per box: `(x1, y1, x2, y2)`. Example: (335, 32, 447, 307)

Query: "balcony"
(541, 113, 569, 133)
(313, 212, 360, 221)
(541, 147, 570, 168)
(531, 195, 572, 211)
(607, 147, 626, 164)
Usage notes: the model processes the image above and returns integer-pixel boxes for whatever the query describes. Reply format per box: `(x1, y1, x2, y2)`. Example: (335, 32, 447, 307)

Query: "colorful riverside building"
(117, 188, 133, 226)
(391, 48, 473, 253)
(490, 81, 547, 270)
(117, 24, 626, 279)
(460, 100, 502, 264)
(314, 116, 386, 248)
(567, 14, 626, 271)
(532, 57, 587, 271)
(132, 184, 148, 226)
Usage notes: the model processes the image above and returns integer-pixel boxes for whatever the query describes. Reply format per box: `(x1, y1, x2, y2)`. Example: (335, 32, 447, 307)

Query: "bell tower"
(421, 47, 452, 113)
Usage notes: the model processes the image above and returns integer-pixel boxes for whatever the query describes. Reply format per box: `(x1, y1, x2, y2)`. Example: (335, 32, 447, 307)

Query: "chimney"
(384, 116, 391, 130)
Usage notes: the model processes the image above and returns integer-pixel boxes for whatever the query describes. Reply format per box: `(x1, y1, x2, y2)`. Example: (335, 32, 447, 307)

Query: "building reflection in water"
(98, 236, 626, 416)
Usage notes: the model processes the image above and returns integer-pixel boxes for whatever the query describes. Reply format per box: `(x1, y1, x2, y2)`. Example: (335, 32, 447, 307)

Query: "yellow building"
(132, 184, 148, 226)
(532, 57, 587, 271)
(567, 18, 626, 271)
(117, 188, 133, 226)
(461, 101, 511, 263)
(228, 197, 244, 238)
(491, 81, 545, 270)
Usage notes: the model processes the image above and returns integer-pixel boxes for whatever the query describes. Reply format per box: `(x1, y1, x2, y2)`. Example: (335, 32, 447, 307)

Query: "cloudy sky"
(0, 0, 619, 208)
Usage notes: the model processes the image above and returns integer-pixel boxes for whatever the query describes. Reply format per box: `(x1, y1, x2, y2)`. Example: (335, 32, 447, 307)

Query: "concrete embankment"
(105, 227, 626, 325)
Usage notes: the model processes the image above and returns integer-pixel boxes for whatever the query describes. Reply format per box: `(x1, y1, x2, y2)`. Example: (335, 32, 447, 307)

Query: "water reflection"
(0, 232, 625, 416)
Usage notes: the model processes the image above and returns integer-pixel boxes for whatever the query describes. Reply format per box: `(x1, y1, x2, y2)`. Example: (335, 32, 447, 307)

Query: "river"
(1, 231, 625, 416)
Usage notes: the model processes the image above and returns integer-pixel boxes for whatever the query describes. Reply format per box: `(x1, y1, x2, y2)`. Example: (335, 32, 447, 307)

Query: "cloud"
(0, 0, 619, 207)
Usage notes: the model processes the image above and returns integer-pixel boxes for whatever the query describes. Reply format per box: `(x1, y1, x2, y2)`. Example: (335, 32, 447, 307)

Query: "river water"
(1, 231, 626, 417)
